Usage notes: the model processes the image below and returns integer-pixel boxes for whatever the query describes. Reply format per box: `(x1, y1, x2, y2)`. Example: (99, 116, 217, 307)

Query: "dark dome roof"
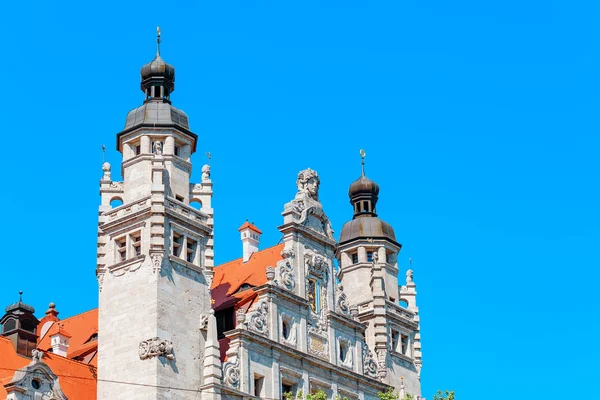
(339, 216, 397, 244)
(141, 54, 175, 81)
(5, 301, 35, 314)
(348, 175, 380, 198)
(124, 102, 189, 130)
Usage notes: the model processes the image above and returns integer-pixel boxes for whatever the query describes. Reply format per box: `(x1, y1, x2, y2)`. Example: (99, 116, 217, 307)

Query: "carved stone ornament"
(296, 168, 320, 201)
(97, 270, 105, 292)
(139, 337, 175, 361)
(308, 333, 329, 360)
(280, 314, 298, 346)
(222, 356, 240, 389)
(109, 181, 124, 190)
(236, 308, 246, 328)
(199, 314, 209, 331)
(151, 253, 163, 274)
(376, 348, 388, 380)
(245, 300, 269, 336)
(153, 141, 163, 155)
(307, 309, 328, 336)
(202, 164, 211, 181)
(337, 337, 353, 368)
(5, 361, 68, 400)
(278, 248, 296, 291)
(335, 284, 350, 316)
(102, 162, 111, 180)
(305, 251, 329, 281)
(288, 168, 335, 239)
(266, 265, 276, 282)
(362, 340, 379, 379)
(31, 349, 44, 363)
(406, 269, 414, 284)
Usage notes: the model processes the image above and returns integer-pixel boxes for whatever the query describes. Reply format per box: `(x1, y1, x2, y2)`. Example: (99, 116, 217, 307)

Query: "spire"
(360, 149, 366, 177)
(348, 149, 380, 218)
(140, 27, 175, 103)
(156, 26, 161, 56)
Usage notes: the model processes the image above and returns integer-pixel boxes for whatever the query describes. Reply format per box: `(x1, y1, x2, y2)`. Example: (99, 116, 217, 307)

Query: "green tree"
(433, 390, 455, 400)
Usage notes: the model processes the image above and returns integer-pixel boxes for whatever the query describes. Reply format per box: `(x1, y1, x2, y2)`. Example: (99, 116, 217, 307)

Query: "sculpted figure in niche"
(296, 168, 320, 201)
(153, 141, 163, 156)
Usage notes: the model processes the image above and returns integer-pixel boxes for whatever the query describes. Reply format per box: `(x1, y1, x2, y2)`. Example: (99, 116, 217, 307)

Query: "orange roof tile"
(238, 221, 262, 234)
(47, 324, 72, 338)
(211, 243, 284, 311)
(38, 308, 98, 363)
(0, 337, 96, 400)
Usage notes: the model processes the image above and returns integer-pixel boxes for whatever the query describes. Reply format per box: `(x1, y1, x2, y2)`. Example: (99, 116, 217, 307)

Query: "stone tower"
(96, 31, 215, 399)
(336, 158, 422, 397)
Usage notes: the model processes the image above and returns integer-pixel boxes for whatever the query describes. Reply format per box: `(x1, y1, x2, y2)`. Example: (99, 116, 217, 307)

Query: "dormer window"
(2, 318, 16, 332)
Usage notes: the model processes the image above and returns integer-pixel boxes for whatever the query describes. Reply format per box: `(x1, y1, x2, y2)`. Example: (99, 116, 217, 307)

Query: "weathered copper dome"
(141, 54, 175, 82)
(339, 216, 397, 245)
(348, 175, 380, 199)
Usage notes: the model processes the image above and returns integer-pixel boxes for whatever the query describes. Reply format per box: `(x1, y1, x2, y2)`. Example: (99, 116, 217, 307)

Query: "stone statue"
(202, 164, 211, 181)
(406, 269, 414, 284)
(296, 168, 320, 201)
(31, 349, 43, 363)
(153, 141, 163, 156)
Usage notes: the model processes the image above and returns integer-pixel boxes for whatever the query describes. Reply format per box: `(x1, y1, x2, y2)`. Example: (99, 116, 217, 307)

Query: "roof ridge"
(215, 243, 284, 269)
(57, 308, 98, 321)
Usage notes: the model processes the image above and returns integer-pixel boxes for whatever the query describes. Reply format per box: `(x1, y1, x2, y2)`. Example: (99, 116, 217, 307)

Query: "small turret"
(0, 292, 40, 357)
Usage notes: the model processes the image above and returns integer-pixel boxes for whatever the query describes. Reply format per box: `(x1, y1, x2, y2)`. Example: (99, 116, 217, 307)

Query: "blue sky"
(1, 1, 598, 398)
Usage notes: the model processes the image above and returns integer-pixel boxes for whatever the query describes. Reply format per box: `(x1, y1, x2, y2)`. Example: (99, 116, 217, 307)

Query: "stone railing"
(165, 197, 209, 224)
(104, 196, 151, 221)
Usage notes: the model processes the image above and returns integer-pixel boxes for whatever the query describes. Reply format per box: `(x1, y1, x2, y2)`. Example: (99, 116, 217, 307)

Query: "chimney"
(238, 221, 262, 262)
(49, 324, 71, 357)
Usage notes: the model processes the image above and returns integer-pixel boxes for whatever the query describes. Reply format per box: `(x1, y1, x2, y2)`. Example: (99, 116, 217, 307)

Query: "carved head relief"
(296, 168, 320, 201)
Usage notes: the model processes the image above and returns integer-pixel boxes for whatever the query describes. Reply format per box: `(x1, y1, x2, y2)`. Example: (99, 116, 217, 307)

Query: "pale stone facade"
(97, 40, 423, 400)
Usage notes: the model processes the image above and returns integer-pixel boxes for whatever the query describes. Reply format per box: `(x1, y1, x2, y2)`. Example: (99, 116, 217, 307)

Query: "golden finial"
(359, 149, 366, 176)
(156, 26, 161, 56)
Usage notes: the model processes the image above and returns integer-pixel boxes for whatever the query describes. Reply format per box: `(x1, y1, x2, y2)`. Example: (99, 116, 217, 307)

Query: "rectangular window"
(176, 195, 184, 202)
(135, 145, 141, 155)
(254, 375, 264, 397)
(186, 237, 197, 264)
(391, 330, 399, 352)
(115, 237, 126, 262)
(352, 253, 358, 264)
(401, 334, 409, 355)
(131, 232, 141, 257)
(282, 383, 294, 399)
(367, 251, 373, 262)
(174, 146, 180, 157)
(173, 232, 183, 257)
(215, 308, 235, 339)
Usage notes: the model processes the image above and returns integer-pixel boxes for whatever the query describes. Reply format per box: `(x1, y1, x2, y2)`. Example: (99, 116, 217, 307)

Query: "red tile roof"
(211, 243, 284, 311)
(38, 308, 98, 365)
(0, 337, 96, 400)
(238, 221, 262, 234)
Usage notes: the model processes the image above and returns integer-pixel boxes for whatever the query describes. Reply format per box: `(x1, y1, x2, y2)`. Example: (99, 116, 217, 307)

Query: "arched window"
(110, 197, 123, 208)
(2, 318, 16, 332)
(190, 200, 202, 210)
